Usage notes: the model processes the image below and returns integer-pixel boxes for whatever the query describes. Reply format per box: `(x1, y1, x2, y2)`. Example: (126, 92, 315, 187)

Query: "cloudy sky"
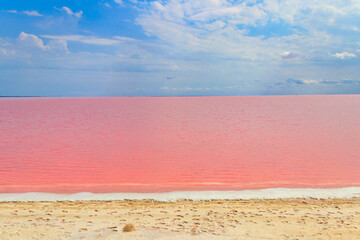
(0, 0, 359, 96)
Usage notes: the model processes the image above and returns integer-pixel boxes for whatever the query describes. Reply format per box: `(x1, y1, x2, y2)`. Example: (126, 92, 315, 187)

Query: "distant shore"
(1, 198, 360, 239)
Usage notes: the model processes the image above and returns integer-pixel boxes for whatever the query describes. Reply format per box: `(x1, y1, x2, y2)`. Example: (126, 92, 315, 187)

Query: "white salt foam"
(1, 187, 360, 202)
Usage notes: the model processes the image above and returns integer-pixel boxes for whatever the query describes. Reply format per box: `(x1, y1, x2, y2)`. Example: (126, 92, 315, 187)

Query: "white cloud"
(302, 79, 319, 84)
(48, 40, 69, 53)
(188, 4, 266, 25)
(135, 0, 360, 64)
(56, 6, 83, 18)
(287, 78, 360, 86)
(146, 0, 266, 25)
(281, 51, 300, 60)
(0, 47, 15, 55)
(287, 78, 320, 84)
(2, 9, 42, 16)
(3, 10, 18, 13)
(41, 35, 120, 45)
(114, 0, 124, 6)
(22, 10, 42, 16)
(19, 32, 49, 50)
(262, 0, 349, 26)
(137, 3, 279, 61)
(332, 52, 356, 59)
(113, 36, 140, 42)
(341, 25, 359, 31)
(0, 37, 10, 46)
(17, 32, 69, 53)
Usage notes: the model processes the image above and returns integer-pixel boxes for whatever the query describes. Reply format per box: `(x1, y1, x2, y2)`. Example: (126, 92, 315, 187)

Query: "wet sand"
(1, 198, 360, 239)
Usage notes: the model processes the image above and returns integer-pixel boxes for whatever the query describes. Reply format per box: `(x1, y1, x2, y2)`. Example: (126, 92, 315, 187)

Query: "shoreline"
(1, 198, 360, 239)
(1, 187, 360, 202)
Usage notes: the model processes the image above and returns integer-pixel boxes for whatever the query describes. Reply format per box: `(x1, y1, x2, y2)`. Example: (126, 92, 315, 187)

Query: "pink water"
(0, 96, 360, 193)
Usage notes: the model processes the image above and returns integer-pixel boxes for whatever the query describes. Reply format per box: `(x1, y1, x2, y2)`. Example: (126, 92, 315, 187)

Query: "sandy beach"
(1, 198, 360, 239)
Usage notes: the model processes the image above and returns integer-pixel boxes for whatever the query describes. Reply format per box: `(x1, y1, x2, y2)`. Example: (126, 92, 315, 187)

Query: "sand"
(1, 198, 360, 239)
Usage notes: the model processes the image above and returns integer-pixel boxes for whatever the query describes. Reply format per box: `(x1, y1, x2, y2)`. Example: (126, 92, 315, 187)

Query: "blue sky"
(0, 0, 360, 96)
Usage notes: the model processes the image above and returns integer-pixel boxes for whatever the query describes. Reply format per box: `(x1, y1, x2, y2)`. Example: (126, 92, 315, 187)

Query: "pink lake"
(0, 95, 360, 193)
